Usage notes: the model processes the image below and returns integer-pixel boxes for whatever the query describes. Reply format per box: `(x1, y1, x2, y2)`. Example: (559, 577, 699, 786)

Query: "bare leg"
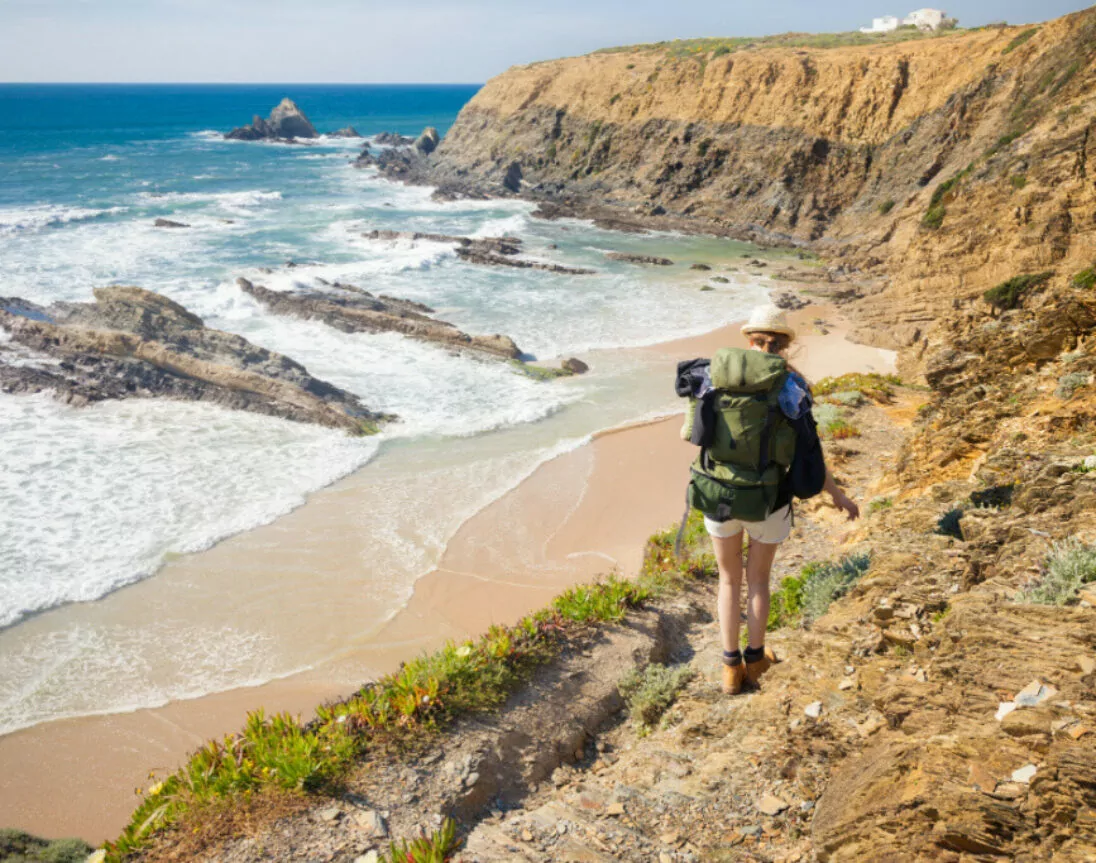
(711, 532, 745, 653)
(745, 538, 779, 649)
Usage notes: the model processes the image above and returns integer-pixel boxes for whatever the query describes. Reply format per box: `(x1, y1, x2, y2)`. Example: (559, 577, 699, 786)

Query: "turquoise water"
(0, 85, 770, 734)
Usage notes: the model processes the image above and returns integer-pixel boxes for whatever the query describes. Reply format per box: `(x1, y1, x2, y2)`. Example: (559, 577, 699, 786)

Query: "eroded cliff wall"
(422, 11, 1096, 368)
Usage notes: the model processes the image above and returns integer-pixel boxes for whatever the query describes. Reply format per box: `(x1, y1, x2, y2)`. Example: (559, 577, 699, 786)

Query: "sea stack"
(225, 98, 319, 141)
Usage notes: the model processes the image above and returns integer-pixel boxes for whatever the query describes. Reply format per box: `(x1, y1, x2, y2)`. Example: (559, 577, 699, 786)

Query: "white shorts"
(704, 505, 792, 545)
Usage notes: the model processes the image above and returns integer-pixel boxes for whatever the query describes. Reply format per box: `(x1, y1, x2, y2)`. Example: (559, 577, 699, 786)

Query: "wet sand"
(0, 305, 896, 842)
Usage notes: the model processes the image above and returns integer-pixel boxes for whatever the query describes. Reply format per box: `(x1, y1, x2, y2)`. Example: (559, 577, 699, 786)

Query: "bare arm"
(823, 467, 860, 521)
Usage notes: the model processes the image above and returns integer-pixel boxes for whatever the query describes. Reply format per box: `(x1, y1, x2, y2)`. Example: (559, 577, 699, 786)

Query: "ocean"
(0, 84, 771, 736)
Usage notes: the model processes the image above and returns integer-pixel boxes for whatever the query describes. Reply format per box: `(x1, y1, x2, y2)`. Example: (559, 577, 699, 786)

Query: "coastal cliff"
(406, 10, 1096, 371)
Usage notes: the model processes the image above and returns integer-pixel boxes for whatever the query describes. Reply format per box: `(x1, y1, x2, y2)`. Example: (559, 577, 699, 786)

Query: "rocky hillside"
(397, 10, 1096, 374)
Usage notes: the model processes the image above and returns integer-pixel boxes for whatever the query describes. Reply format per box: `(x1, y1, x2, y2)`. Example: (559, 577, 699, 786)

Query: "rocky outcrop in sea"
(236, 277, 523, 360)
(225, 98, 319, 141)
(0, 287, 390, 434)
(363, 229, 595, 275)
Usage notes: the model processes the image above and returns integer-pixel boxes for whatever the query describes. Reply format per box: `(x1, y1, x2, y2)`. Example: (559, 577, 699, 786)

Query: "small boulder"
(562, 357, 589, 374)
(415, 126, 440, 155)
(330, 126, 362, 138)
(690, 263, 712, 271)
(757, 795, 789, 816)
(153, 218, 189, 229)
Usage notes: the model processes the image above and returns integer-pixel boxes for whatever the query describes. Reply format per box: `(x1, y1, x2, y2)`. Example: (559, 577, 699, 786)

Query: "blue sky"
(1, 1, 1091, 82)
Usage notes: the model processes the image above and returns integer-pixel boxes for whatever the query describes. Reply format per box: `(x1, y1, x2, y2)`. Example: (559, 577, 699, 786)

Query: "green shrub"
(768, 553, 871, 628)
(618, 663, 695, 726)
(768, 573, 805, 630)
(609, 93, 621, 105)
(922, 204, 946, 229)
(1072, 267, 1096, 290)
(983, 271, 1053, 310)
(382, 818, 458, 863)
(1055, 372, 1091, 399)
(1002, 27, 1038, 54)
(813, 403, 860, 439)
(799, 553, 873, 623)
(878, 199, 895, 215)
(545, 142, 557, 160)
(0, 832, 94, 863)
(814, 372, 899, 402)
(1010, 174, 1027, 189)
(867, 496, 893, 514)
(697, 137, 713, 157)
(712, 45, 731, 57)
(1021, 540, 1096, 605)
(553, 576, 647, 623)
(823, 390, 865, 407)
(935, 508, 964, 539)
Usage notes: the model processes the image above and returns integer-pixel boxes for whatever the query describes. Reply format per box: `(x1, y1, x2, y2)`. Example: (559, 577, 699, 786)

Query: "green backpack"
(686, 347, 797, 524)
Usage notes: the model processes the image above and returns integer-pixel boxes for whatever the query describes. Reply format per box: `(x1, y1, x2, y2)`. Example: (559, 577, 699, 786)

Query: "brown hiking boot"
(722, 661, 746, 695)
(745, 646, 777, 688)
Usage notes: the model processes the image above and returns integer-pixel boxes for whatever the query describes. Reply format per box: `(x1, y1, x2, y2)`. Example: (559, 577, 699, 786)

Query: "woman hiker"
(689, 306, 860, 695)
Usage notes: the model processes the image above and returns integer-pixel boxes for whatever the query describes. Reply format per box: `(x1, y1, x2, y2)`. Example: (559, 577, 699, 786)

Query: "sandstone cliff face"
(416, 10, 1096, 367)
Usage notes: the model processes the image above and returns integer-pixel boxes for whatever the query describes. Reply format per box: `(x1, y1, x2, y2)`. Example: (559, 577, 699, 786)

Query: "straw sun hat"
(740, 306, 796, 341)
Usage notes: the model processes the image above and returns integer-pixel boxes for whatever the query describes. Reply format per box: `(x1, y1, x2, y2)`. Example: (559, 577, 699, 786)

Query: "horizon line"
(0, 81, 485, 87)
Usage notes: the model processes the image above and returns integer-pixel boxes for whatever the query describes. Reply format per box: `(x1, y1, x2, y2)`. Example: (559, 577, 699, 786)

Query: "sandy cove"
(0, 304, 896, 843)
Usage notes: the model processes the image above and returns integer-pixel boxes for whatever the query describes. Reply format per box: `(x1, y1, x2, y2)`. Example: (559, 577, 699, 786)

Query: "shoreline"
(0, 303, 895, 843)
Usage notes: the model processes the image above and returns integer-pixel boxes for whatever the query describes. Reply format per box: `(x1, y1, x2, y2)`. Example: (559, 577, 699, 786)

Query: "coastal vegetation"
(0, 830, 92, 863)
(813, 402, 861, 439)
(1072, 267, 1096, 290)
(618, 663, 696, 727)
(1002, 27, 1039, 54)
(983, 271, 1054, 310)
(767, 552, 873, 629)
(813, 372, 900, 403)
(1020, 540, 1096, 605)
(380, 818, 458, 863)
(592, 26, 963, 59)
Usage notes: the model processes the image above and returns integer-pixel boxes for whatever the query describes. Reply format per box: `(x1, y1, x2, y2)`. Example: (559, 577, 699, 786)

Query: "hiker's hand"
(834, 491, 860, 521)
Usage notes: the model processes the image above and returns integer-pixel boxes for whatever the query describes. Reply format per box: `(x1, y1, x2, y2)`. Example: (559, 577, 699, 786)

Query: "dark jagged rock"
(363, 229, 593, 274)
(772, 291, 810, 310)
(237, 278, 523, 360)
(330, 126, 361, 138)
(690, 263, 712, 271)
(355, 127, 440, 172)
(225, 98, 319, 141)
(0, 287, 388, 434)
(354, 145, 421, 174)
(561, 357, 589, 374)
(373, 132, 415, 146)
(415, 127, 440, 154)
(154, 218, 189, 229)
(454, 247, 594, 275)
(606, 252, 673, 266)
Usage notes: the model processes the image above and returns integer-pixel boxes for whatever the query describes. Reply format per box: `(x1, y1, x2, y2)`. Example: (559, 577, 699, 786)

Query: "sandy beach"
(0, 304, 896, 842)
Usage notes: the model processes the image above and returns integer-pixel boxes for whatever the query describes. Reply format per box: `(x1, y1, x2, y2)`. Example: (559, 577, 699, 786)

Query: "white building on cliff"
(860, 8, 950, 33)
(860, 15, 900, 33)
(904, 8, 948, 30)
